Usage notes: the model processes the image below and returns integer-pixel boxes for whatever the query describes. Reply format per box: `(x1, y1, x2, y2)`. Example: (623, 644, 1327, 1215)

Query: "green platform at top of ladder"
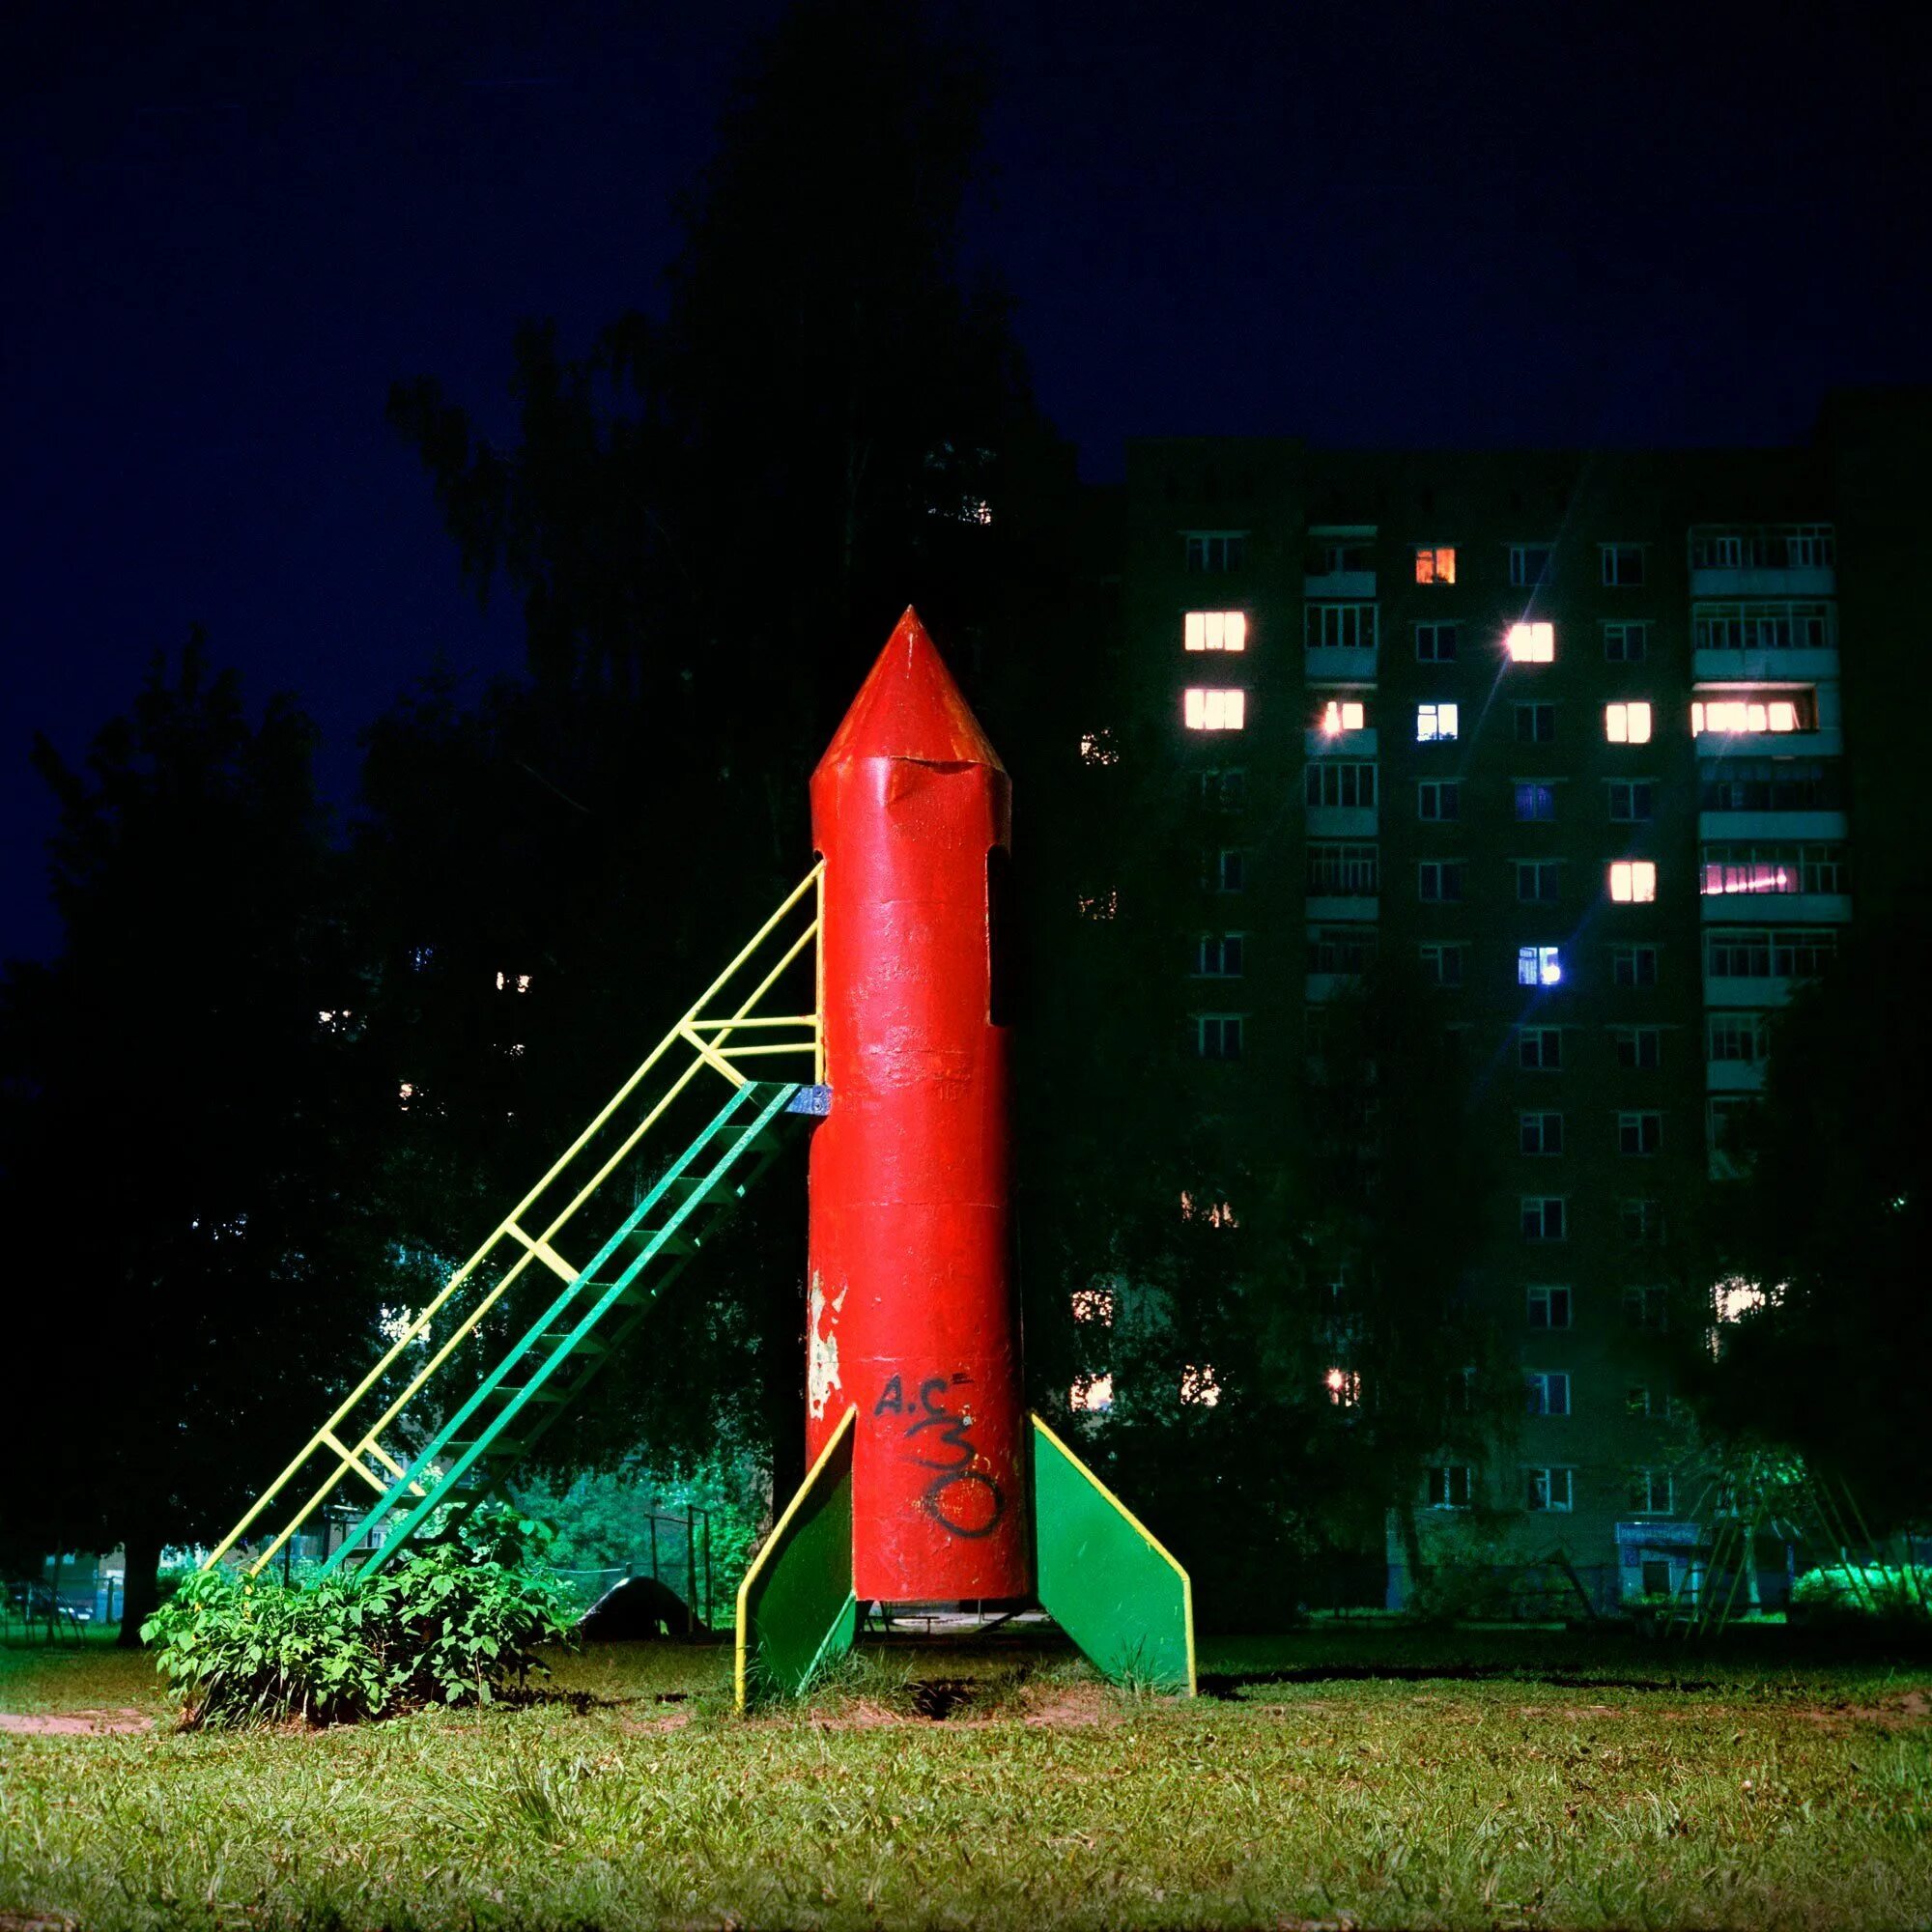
(323, 1078, 802, 1581)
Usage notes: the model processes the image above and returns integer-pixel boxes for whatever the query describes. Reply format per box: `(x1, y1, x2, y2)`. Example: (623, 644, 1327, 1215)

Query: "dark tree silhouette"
(0, 643, 394, 1637)
(1697, 912, 1932, 1536)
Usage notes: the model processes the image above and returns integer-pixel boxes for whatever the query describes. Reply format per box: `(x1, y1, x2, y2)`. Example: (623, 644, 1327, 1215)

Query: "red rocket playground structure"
(203, 607, 1188, 1705)
(737, 610, 1194, 1702)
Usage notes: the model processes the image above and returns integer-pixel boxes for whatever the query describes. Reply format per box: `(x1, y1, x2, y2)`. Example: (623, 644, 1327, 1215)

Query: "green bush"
(1790, 1562, 1931, 1624)
(142, 1529, 577, 1729)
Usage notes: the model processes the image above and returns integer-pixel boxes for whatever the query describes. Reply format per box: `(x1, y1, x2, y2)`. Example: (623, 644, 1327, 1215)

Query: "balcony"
(1706, 1060, 1767, 1094)
(1304, 568, 1377, 599)
(1688, 524, 1836, 598)
(1306, 895, 1379, 923)
(1304, 726, 1378, 757)
(1701, 891, 1851, 925)
(1305, 806, 1378, 838)
(1304, 646, 1378, 684)
(1693, 645, 1839, 684)
(1698, 810, 1848, 841)
(1305, 973, 1364, 1003)
(1694, 724, 1842, 760)
(1702, 972, 1797, 1009)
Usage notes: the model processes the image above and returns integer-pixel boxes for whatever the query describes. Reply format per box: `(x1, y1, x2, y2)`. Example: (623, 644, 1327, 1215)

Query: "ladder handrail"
(205, 867, 822, 1575)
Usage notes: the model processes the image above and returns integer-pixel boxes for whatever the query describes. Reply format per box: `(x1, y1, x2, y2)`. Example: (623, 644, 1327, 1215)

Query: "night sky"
(5, 1, 1925, 961)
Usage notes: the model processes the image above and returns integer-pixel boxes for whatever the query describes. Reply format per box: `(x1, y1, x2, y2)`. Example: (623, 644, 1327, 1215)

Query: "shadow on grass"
(1197, 1664, 1721, 1699)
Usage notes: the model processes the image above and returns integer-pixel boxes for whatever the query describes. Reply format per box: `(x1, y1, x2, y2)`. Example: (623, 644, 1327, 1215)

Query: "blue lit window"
(1518, 945, 1564, 987)
(1514, 782, 1556, 822)
(1417, 702, 1459, 742)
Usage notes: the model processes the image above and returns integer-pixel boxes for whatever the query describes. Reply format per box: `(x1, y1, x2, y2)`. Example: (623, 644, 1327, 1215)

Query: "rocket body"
(804, 611, 1031, 1603)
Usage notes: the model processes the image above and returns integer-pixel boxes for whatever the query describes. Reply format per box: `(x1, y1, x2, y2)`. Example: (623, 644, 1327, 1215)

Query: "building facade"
(1108, 412, 1910, 1610)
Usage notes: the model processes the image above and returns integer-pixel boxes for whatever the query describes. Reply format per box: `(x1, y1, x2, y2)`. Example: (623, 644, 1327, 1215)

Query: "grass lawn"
(3, 1625, 1928, 1929)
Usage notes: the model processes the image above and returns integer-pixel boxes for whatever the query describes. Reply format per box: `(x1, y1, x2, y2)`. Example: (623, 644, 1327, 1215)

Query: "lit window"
(1076, 890, 1119, 921)
(1525, 1371, 1571, 1416)
(1527, 1285, 1573, 1328)
(495, 971, 533, 994)
(1525, 1466, 1575, 1511)
(1079, 730, 1121, 766)
(1507, 621, 1555, 663)
(1179, 1364, 1222, 1406)
(1713, 1276, 1767, 1323)
(1183, 688, 1246, 731)
(398, 1081, 415, 1108)
(1414, 546, 1456, 584)
(1070, 1286, 1116, 1325)
(1179, 1192, 1237, 1228)
(1514, 782, 1556, 822)
(1183, 611, 1247, 652)
(1069, 1373, 1114, 1414)
(1323, 1366, 1361, 1406)
(1692, 697, 1804, 735)
(1518, 945, 1564, 987)
(1416, 701, 1459, 742)
(1426, 1464, 1473, 1509)
(1320, 698, 1366, 734)
(1609, 860, 1657, 902)
(1605, 702, 1652, 744)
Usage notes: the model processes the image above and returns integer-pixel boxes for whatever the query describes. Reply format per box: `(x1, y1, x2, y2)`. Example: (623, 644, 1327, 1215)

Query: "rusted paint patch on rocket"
(807, 1270, 848, 1421)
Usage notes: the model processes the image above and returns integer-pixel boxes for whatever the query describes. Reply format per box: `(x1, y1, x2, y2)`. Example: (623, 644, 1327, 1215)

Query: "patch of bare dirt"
(0, 1911, 77, 1932)
(1797, 1690, 1931, 1731)
(1021, 1683, 1118, 1728)
(0, 1708, 152, 1737)
(617, 1710, 693, 1735)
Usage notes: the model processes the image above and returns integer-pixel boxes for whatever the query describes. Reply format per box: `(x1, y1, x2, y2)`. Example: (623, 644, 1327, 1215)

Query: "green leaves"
(143, 1544, 578, 1729)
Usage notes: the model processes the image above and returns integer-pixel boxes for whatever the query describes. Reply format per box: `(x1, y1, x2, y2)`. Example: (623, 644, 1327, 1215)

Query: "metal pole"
(648, 1517, 659, 1587)
(701, 1509, 713, 1632)
(686, 1514, 697, 1634)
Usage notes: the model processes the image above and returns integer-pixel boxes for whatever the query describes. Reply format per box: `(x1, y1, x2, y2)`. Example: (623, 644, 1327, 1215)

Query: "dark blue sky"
(5, 0, 1925, 959)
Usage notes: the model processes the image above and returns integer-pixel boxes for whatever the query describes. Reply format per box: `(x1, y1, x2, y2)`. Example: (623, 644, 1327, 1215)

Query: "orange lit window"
(1070, 1286, 1116, 1325)
(1069, 1373, 1114, 1413)
(1184, 688, 1246, 731)
(1508, 621, 1555, 663)
(1183, 611, 1247, 652)
(1179, 1364, 1223, 1406)
(1605, 701, 1652, 744)
(1609, 861, 1658, 903)
(1415, 546, 1456, 584)
(1692, 698, 1801, 735)
(1324, 1366, 1361, 1406)
(1320, 698, 1366, 735)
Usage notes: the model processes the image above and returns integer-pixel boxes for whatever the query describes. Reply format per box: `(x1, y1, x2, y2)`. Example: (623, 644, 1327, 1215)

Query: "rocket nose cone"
(815, 607, 1006, 776)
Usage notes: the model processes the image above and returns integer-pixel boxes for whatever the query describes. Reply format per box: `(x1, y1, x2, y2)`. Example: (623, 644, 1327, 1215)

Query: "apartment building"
(1106, 402, 1919, 1609)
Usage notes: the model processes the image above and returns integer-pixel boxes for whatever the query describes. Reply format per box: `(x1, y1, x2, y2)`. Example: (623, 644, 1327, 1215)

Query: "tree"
(1696, 912, 1932, 1536)
(371, 0, 1069, 1499)
(0, 643, 395, 1638)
